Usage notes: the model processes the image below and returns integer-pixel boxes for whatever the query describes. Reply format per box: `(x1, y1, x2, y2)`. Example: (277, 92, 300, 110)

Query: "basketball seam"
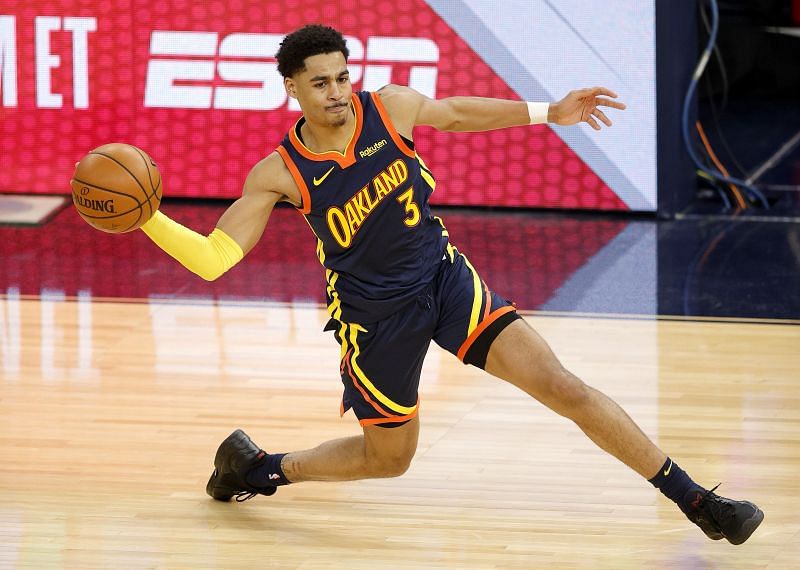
(131, 146, 157, 221)
(72, 175, 145, 231)
(89, 151, 150, 202)
(71, 202, 142, 219)
(120, 206, 143, 232)
(131, 146, 157, 197)
(72, 177, 143, 205)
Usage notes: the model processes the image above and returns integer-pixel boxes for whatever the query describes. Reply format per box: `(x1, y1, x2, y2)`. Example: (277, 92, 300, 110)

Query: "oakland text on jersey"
(326, 158, 409, 248)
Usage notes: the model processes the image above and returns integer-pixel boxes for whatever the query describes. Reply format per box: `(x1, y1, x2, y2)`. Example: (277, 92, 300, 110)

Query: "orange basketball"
(70, 143, 162, 233)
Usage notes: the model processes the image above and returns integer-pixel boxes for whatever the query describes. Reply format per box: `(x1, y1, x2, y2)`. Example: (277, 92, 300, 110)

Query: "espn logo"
(144, 31, 439, 110)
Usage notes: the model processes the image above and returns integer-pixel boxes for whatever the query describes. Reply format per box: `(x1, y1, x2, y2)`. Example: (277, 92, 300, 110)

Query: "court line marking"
(2, 293, 798, 326)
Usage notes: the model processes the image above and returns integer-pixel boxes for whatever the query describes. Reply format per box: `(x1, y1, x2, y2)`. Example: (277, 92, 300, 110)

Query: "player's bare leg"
(484, 318, 665, 478)
(206, 418, 419, 501)
(483, 317, 763, 544)
(281, 417, 419, 482)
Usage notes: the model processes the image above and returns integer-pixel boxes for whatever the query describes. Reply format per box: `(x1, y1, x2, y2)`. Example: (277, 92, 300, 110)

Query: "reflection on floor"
(0, 300, 795, 567)
(0, 199, 798, 321)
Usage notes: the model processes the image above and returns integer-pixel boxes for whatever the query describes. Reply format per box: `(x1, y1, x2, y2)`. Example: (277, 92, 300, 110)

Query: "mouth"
(326, 103, 348, 113)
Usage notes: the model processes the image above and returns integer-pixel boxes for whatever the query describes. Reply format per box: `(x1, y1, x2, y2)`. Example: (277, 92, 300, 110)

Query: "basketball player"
(139, 25, 763, 544)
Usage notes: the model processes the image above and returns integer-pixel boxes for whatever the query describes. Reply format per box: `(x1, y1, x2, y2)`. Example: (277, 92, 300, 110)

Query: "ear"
(284, 77, 297, 99)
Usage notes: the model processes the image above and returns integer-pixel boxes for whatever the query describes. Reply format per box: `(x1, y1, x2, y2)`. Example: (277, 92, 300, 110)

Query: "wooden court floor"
(0, 296, 798, 569)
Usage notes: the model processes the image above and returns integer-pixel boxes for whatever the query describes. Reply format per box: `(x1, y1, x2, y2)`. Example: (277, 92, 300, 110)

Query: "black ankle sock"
(245, 452, 291, 488)
(648, 457, 704, 515)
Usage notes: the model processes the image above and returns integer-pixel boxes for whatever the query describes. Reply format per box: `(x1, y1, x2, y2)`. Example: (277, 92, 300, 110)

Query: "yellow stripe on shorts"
(348, 324, 417, 415)
(460, 252, 483, 337)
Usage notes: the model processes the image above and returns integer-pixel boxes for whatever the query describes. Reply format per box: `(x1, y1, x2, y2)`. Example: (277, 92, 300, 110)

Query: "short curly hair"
(276, 24, 349, 78)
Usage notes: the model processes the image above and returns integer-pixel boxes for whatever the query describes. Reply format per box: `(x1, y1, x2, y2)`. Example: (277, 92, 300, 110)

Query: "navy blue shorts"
(325, 244, 520, 427)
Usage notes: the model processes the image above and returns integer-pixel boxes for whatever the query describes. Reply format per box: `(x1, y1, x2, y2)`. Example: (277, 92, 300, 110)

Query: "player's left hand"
(551, 87, 626, 130)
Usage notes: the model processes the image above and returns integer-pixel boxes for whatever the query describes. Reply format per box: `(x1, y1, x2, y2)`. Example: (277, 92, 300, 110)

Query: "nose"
(328, 81, 342, 100)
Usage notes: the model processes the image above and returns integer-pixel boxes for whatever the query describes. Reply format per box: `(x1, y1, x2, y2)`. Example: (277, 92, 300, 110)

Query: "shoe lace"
(697, 483, 722, 508)
(234, 490, 257, 502)
(696, 483, 731, 529)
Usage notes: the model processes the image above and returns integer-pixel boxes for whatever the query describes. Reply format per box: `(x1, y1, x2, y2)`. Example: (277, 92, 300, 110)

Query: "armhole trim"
(371, 91, 416, 158)
(276, 145, 311, 215)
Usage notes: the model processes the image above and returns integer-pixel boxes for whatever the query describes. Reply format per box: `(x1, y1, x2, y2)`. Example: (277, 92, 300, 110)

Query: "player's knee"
(542, 366, 590, 412)
(374, 456, 413, 478)
(365, 445, 415, 478)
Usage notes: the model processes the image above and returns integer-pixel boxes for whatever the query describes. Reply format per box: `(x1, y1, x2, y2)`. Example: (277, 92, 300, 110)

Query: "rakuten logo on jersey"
(144, 31, 438, 110)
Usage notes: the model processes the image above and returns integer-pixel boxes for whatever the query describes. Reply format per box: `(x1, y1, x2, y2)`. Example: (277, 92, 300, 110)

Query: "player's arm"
(140, 152, 292, 281)
(377, 84, 625, 135)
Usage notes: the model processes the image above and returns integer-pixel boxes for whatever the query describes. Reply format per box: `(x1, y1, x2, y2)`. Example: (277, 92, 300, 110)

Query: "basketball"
(70, 143, 162, 233)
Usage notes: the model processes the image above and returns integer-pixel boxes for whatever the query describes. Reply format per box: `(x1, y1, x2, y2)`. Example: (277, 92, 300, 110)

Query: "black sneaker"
(205, 429, 277, 502)
(684, 484, 764, 545)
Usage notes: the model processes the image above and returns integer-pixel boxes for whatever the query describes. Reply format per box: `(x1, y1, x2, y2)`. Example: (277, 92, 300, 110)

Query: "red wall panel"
(0, 0, 625, 210)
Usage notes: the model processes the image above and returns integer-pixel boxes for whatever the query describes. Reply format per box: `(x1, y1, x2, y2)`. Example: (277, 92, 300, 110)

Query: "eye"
(338, 76, 348, 83)
(314, 82, 326, 89)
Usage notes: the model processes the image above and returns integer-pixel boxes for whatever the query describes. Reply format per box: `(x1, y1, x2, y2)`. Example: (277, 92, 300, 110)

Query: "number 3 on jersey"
(396, 188, 421, 227)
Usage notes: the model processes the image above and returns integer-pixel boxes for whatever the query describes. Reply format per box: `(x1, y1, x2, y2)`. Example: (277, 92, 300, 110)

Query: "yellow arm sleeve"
(140, 211, 244, 281)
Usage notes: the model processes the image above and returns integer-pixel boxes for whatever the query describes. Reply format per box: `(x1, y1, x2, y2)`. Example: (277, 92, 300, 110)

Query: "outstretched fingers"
(588, 86, 618, 99)
(582, 87, 626, 111)
(583, 87, 625, 130)
(592, 108, 612, 127)
(596, 97, 626, 110)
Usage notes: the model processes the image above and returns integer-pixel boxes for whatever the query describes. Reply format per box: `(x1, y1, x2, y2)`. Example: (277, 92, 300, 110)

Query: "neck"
(301, 105, 355, 154)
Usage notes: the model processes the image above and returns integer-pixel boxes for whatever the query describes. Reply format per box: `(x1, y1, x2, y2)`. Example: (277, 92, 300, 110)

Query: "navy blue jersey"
(277, 91, 448, 324)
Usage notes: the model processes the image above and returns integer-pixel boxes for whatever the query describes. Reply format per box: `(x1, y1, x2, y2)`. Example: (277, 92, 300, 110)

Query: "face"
(284, 51, 352, 128)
